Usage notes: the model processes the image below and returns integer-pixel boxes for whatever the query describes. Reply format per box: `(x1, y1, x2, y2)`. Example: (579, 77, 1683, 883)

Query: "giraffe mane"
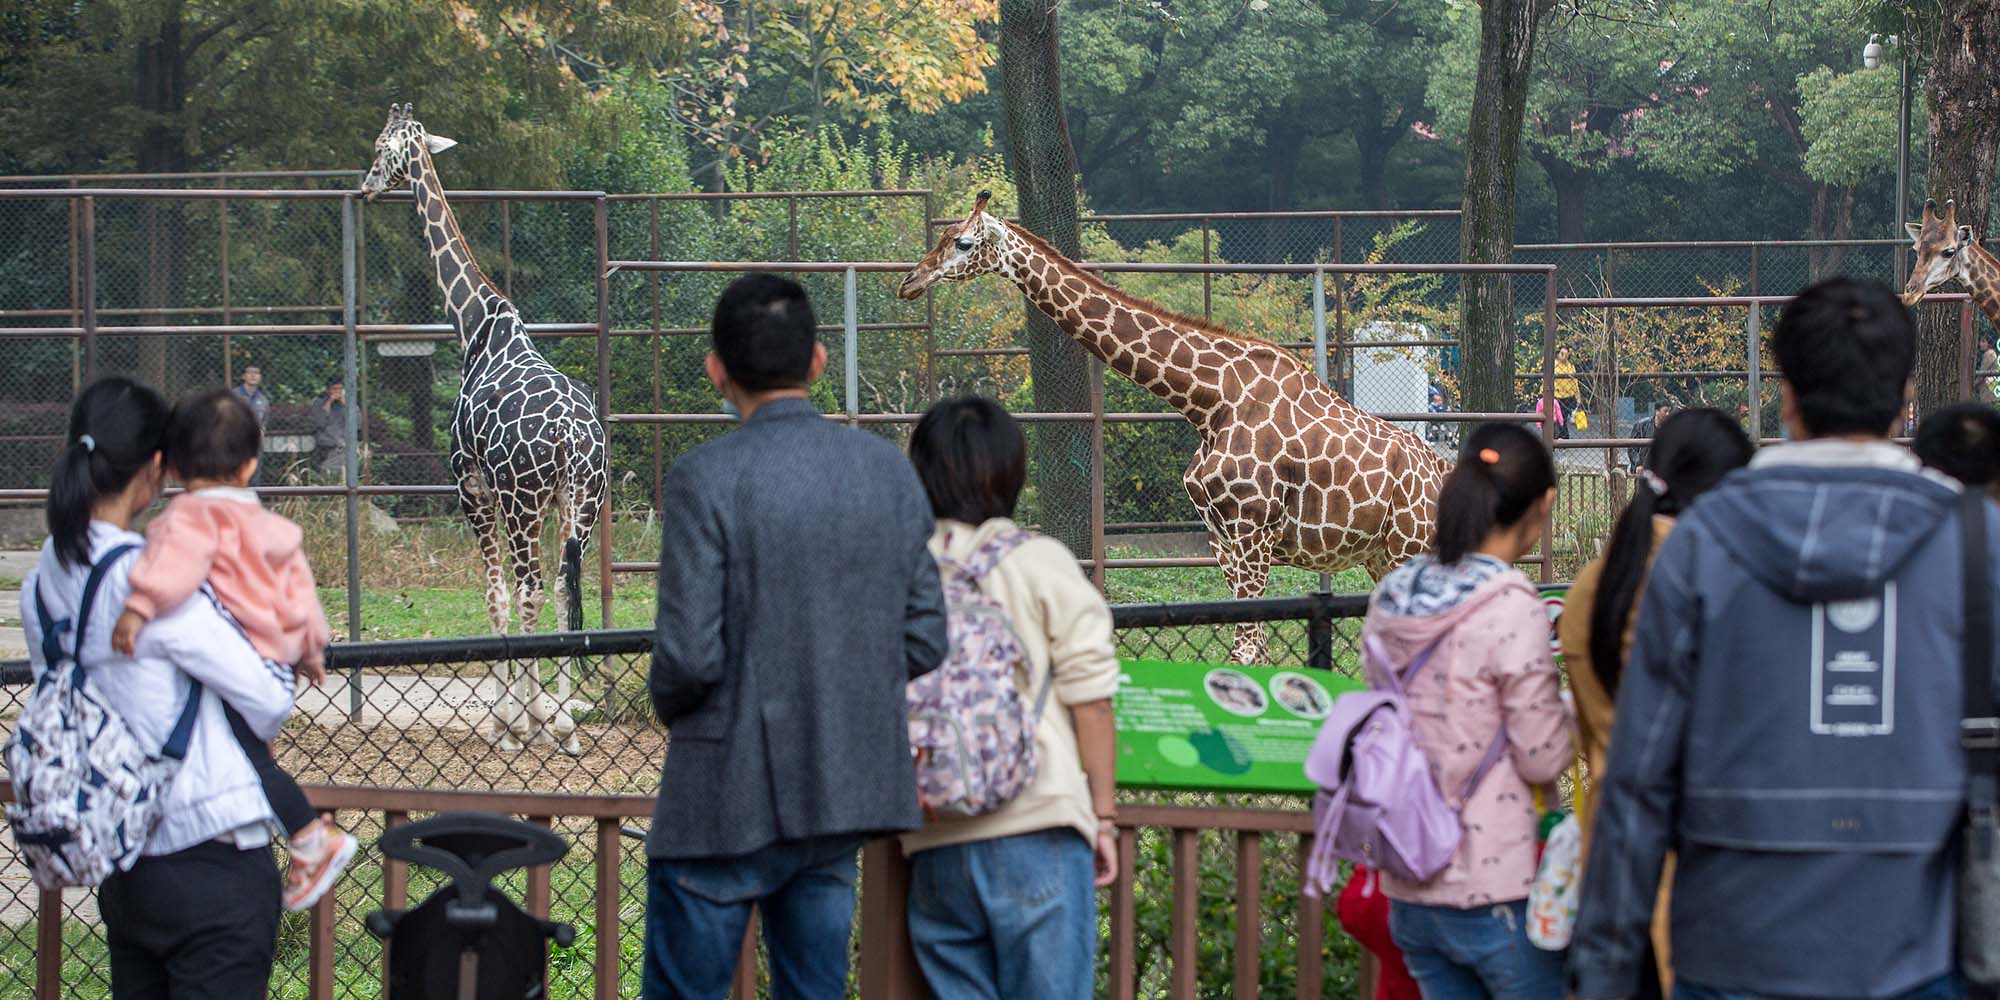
(1002, 222, 1295, 352)
(414, 140, 504, 294)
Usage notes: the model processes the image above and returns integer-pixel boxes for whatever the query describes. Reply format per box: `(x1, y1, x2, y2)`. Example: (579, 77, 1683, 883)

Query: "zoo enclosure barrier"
(1, 594, 1402, 1000)
(0, 183, 1564, 634)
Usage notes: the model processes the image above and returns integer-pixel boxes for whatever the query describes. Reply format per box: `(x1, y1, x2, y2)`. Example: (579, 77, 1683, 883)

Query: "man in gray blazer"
(645, 274, 949, 1000)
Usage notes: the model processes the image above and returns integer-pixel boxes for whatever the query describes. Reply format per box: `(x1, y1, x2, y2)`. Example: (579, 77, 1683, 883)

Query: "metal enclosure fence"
(2, 179, 1989, 635)
(1, 596, 1380, 1000)
(0, 184, 1572, 640)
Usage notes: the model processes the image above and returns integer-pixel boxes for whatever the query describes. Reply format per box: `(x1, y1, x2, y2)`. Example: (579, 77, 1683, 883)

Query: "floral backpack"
(907, 529, 1052, 819)
(6, 543, 203, 888)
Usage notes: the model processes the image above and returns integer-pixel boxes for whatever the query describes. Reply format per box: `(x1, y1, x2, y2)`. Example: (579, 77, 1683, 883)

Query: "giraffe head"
(898, 191, 1012, 300)
(1902, 198, 1975, 305)
(360, 103, 458, 202)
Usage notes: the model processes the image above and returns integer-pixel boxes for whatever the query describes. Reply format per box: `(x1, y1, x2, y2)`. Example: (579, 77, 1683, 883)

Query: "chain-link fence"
(7, 182, 1990, 627)
(0, 595, 1382, 999)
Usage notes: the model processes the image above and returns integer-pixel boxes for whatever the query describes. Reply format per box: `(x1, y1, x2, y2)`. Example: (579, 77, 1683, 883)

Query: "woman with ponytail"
(23, 377, 294, 999)
(1363, 423, 1574, 1000)
(1556, 407, 1751, 1000)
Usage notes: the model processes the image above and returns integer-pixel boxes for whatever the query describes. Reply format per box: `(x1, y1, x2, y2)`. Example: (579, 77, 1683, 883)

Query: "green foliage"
(1799, 64, 1923, 187)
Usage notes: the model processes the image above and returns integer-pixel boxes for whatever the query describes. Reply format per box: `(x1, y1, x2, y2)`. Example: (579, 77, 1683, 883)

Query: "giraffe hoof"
(494, 734, 523, 753)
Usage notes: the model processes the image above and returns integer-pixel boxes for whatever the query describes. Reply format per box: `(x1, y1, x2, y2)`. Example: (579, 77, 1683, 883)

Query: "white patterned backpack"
(907, 529, 1052, 819)
(6, 543, 204, 888)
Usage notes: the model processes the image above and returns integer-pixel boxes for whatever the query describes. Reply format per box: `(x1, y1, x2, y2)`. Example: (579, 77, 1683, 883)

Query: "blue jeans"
(642, 835, 864, 1000)
(1675, 975, 1965, 1000)
(906, 827, 1096, 1000)
(1388, 899, 1565, 1000)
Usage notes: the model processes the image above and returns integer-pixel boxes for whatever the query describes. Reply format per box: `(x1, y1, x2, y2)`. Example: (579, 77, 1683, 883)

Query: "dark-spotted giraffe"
(899, 193, 1449, 664)
(1904, 197, 2000, 332)
(361, 104, 605, 753)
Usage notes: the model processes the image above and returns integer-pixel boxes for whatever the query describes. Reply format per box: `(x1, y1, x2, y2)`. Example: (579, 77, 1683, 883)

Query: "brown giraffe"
(899, 193, 1449, 664)
(1903, 197, 2000, 331)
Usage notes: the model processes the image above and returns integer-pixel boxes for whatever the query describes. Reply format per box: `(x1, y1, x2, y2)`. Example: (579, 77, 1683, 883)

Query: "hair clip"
(1640, 469, 1669, 496)
(1477, 448, 1500, 465)
(77, 434, 95, 453)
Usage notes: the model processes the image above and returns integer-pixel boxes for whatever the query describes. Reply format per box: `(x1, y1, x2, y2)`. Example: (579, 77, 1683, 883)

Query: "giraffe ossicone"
(362, 104, 607, 754)
(902, 194, 1450, 665)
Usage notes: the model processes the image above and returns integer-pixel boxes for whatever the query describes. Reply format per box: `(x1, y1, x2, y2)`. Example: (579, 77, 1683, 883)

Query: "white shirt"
(23, 522, 295, 854)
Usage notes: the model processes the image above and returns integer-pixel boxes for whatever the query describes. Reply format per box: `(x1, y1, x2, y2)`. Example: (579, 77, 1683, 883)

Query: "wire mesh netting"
(0, 606, 1362, 999)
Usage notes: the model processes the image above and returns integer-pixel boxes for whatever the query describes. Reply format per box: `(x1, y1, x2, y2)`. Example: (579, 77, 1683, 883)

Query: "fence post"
(220, 204, 232, 385)
(1202, 219, 1213, 321)
(844, 266, 859, 425)
(35, 890, 59, 1000)
(788, 195, 800, 260)
(595, 196, 614, 627)
(1747, 304, 1763, 444)
(80, 196, 96, 381)
(1311, 271, 1333, 599)
(1308, 593, 1333, 671)
(342, 196, 364, 721)
(67, 183, 79, 396)
(922, 192, 938, 407)
(501, 198, 513, 298)
(650, 197, 665, 512)
(858, 838, 923, 998)
(1960, 300, 1977, 403)
(1091, 357, 1107, 591)
(1541, 271, 1556, 584)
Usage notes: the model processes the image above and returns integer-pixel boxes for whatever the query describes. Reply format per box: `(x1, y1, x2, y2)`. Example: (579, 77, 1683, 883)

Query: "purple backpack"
(907, 529, 1050, 820)
(1302, 633, 1507, 894)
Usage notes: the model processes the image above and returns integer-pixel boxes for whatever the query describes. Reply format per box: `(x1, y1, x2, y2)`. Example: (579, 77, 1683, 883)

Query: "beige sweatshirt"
(898, 517, 1122, 855)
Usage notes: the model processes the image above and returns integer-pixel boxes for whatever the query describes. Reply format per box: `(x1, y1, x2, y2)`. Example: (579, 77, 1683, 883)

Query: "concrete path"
(0, 550, 35, 659)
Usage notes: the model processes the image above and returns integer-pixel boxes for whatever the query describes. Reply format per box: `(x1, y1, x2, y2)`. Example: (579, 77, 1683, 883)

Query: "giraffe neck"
(1965, 242, 2000, 333)
(405, 141, 516, 360)
(996, 222, 1240, 419)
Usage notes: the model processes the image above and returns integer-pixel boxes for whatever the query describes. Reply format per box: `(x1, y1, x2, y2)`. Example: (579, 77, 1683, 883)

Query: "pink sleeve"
(284, 550, 332, 656)
(1491, 588, 1575, 785)
(124, 507, 219, 621)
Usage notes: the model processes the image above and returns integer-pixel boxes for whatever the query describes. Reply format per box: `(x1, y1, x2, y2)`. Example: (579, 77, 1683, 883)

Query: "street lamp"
(1866, 32, 1914, 285)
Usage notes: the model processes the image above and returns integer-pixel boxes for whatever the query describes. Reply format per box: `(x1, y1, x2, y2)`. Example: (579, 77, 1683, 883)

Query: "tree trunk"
(1457, 0, 1551, 415)
(1351, 84, 1406, 212)
(1915, 0, 2000, 415)
(1543, 159, 1589, 246)
(136, 7, 190, 393)
(998, 0, 1092, 554)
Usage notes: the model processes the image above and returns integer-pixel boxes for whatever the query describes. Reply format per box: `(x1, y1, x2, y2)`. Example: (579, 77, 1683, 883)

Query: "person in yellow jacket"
(1558, 408, 1751, 1000)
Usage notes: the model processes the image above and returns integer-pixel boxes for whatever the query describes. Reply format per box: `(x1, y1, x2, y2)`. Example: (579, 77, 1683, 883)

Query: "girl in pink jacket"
(1365, 422, 1574, 1000)
(108, 389, 356, 912)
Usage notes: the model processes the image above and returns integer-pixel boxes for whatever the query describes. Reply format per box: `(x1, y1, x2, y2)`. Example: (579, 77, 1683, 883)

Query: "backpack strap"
(70, 542, 206, 762)
(33, 577, 62, 671)
(1363, 633, 1444, 697)
(1960, 491, 1997, 852)
(959, 528, 1035, 582)
(1457, 727, 1513, 805)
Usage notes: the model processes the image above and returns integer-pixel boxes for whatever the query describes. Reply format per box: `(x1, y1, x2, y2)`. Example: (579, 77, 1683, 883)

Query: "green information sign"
(1112, 585, 1570, 795)
(1113, 659, 1361, 794)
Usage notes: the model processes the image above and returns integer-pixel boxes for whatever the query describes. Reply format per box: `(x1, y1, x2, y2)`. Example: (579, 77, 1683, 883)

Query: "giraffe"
(899, 193, 1449, 663)
(1903, 197, 2000, 329)
(360, 104, 606, 753)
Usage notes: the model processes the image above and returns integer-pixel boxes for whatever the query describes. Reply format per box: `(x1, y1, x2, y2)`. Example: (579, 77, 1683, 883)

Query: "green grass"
(320, 585, 659, 641)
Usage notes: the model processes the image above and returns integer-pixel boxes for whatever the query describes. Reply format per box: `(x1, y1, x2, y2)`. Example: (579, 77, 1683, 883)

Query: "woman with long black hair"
(23, 377, 295, 999)
(1558, 407, 1753, 1000)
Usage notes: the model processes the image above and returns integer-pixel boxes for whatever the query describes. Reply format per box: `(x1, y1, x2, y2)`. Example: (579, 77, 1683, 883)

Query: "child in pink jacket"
(1365, 422, 1575, 1000)
(109, 389, 356, 912)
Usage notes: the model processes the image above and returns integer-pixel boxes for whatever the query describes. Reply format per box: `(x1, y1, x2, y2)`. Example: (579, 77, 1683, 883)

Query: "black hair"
(1771, 278, 1915, 438)
(710, 273, 819, 392)
(1587, 408, 1752, 696)
(1915, 402, 2000, 490)
(48, 377, 170, 567)
(164, 389, 262, 482)
(909, 396, 1028, 523)
(1432, 422, 1556, 565)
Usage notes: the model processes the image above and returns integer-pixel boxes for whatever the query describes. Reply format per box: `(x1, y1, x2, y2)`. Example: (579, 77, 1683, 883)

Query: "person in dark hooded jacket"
(1569, 278, 1999, 1000)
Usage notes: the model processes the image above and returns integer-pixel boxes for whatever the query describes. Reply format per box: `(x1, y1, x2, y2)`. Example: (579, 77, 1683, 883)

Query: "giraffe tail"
(562, 536, 584, 632)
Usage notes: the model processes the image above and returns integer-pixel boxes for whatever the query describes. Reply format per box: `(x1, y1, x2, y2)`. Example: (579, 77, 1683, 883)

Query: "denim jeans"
(642, 835, 864, 1000)
(1388, 899, 1565, 1000)
(905, 827, 1096, 1000)
(1675, 974, 1965, 1000)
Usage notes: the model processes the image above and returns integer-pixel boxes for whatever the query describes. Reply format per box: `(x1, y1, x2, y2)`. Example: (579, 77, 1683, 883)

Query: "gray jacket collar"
(747, 396, 822, 423)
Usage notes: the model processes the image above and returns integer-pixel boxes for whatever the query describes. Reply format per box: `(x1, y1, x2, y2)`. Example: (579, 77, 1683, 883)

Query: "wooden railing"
(9, 783, 1370, 999)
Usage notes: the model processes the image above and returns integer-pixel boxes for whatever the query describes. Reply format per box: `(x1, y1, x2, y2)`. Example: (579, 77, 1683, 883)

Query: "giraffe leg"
(461, 477, 521, 750)
(500, 494, 580, 755)
(1214, 530, 1276, 664)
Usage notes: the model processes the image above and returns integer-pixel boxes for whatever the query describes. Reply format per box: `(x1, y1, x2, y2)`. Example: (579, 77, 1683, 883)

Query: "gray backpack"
(4, 544, 203, 887)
